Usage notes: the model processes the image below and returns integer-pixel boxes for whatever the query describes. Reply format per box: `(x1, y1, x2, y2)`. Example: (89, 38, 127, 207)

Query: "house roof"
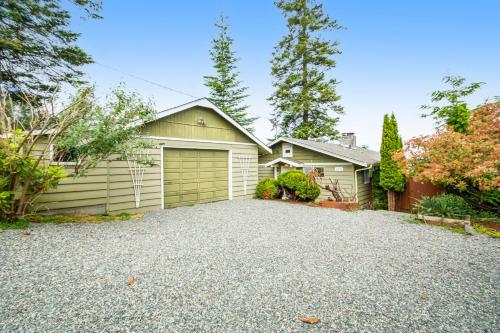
(154, 98, 272, 154)
(269, 137, 380, 167)
(264, 157, 304, 167)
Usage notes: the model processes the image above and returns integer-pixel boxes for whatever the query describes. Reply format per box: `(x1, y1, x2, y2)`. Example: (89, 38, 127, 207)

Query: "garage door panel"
(163, 148, 228, 208)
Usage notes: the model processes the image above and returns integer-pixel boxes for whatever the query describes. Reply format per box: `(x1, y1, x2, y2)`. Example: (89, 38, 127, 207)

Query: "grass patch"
(472, 222, 500, 238)
(405, 217, 468, 235)
(0, 212, 142, 231)
(27, 212, 143, 224)
(0, 219, 30, 231)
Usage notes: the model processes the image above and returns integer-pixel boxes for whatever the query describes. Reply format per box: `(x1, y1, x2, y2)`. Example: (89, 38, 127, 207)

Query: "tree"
(204, 15, 257, 131)
(269, 0, 343, 141)
(0, 0, 102, 100)
(421, 75, 483, 133)
(0, 86, 155, 221)
(395, 103, 500, 213)
(379, 113, 405, 211)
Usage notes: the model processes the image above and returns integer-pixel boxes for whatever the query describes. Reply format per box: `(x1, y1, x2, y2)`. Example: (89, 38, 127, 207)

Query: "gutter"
(354, 164, 373, 203)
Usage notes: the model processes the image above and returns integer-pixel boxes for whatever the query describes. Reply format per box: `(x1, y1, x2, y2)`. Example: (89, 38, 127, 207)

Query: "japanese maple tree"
(395, 103, 500, 212)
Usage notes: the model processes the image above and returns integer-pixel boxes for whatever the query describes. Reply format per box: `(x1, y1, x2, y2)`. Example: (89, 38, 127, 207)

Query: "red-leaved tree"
(394, 103, 500, 212)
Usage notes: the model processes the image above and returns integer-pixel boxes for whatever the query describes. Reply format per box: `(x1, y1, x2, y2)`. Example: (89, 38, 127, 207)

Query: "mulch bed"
(476, 220, 500, 232)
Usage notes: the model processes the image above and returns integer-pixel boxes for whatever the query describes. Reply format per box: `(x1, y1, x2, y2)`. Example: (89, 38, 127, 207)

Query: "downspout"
(354, 164, 373, 203)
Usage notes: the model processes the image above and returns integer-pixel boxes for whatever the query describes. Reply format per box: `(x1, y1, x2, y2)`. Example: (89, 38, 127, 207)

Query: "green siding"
(356, 166, 372, 208)
(34, 106, 260, 214)
(142, 106, 253, 143)
(258, 142, 347, 164)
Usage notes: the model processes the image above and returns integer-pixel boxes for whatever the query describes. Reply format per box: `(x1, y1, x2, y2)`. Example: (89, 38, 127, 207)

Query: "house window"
(363, 169, 371, 184)
(50, 145, 79, 165)
(282, 143, 293, 157)
(304, 166, 325, 177)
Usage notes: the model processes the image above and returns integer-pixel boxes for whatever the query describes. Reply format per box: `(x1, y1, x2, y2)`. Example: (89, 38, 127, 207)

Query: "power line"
(94, 61, 200, 99)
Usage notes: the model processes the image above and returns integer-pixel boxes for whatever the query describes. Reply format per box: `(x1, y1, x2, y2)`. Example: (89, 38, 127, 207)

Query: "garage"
(163, 148, 229, 208)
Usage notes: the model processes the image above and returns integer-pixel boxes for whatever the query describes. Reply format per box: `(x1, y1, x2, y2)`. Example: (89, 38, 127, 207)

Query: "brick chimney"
(340, 132, 356, 148)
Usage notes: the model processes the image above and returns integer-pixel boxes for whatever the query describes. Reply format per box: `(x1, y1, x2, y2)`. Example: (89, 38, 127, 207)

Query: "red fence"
(396, 180, 443, 213)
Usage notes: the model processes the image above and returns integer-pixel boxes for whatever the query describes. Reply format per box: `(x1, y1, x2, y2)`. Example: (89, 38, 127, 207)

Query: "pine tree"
(269, 0, 343, 141)
(379, 113, 405, 211)
(0, 0, 101, 100)
(204, 15, 257, 132)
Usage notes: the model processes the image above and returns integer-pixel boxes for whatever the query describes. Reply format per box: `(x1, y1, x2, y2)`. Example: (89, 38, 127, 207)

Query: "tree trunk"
(387, 190, 396, 211)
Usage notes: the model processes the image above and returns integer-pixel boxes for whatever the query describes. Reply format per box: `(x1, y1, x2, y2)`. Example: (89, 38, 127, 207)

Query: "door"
(163, 148, 228, 208)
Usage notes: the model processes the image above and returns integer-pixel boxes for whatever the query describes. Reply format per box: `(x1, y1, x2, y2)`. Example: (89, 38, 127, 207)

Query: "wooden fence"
(396, 179, 443, 213)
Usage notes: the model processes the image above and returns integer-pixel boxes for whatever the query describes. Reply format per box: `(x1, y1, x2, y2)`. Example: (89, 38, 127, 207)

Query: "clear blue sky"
(71, 0, 500, 149)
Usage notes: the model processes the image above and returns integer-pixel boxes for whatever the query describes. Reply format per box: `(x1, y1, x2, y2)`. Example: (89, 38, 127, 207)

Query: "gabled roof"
(154, 98, 272, 153)
(264, 157, 304, 167)
(269, 137, 380, 167)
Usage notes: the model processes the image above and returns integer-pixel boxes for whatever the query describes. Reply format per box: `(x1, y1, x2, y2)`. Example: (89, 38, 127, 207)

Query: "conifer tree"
(204, 15, 257, 131)
(379, 113, 405, 211)
(269, 0, 343, 140)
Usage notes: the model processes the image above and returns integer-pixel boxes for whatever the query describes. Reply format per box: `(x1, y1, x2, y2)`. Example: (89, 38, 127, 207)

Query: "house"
(35, 98, 271, 213)
(258, 134, 380, 207)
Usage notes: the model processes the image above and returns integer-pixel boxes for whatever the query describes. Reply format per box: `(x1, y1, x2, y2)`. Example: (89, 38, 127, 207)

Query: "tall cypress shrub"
(379, 113, 405, 210)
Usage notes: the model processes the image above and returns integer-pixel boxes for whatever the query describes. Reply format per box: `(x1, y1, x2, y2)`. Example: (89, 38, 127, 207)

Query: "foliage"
(27, 212, 142, 224)
(204, 15, 257, 131)
(413, 194, 473, 219)
(396, 103, 500, 213)
(0, 86, 155, 221)
(472, 222, 500, 238)
(55, 85, 156, 174)
(379, 113, 405, 192)
(0, 218, 30, 230)
(255, 178, 280, 199)
(371, 167, 387, 209)
(0, 0, 102, 99)
(421, 76, 484, 133)
(269, 0, 343, 141)
(277, 170, 320, 201)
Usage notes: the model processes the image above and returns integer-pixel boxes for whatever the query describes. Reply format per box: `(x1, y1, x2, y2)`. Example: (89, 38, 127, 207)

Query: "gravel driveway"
(0, 200, 498, 332)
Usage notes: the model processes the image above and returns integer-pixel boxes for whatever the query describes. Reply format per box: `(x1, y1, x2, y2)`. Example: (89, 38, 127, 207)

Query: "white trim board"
(153, 98, 272, 154)
(144, 135, 258, 147)
(268, 138, 368, 167)
(264, 157, 304, 168)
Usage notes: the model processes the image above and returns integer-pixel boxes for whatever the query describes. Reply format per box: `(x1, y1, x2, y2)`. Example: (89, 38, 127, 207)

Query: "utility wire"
(94, 61, 200, 99)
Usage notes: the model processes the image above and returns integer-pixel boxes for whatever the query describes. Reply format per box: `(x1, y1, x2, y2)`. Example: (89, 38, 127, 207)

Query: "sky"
(71, 0, 500, 149)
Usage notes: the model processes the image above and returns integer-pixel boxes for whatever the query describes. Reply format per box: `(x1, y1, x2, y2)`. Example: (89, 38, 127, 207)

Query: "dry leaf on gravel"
(127, 277, 136, 286)
(21, 229, 31, 236)
(299, 316, 320, 324)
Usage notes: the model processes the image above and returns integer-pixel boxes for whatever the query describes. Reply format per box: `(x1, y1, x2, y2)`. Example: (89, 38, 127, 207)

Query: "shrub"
(414, 194, 473, 219)
(255, 178, 279, 200)
(277, 170, 320, 201)
(371, 167, 387, 210)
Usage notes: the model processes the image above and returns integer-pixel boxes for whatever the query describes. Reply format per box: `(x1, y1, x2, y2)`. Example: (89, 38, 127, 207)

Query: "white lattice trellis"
(126, 149, 149, 208)
(239, 155, 252, 195)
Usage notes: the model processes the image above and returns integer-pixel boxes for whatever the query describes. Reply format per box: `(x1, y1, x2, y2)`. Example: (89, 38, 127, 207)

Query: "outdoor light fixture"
(197, 117, 206, 126)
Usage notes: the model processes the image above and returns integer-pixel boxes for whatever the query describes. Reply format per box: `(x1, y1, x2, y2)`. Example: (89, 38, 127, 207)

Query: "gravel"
(0, 199, 498, 332)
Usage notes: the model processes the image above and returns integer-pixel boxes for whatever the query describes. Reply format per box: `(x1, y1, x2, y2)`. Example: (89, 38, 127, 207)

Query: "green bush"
(371, 167, 387, 210)
(277, 170, 320, 201)
(255, 178, 279, 199)
(414, 194, 473, 219)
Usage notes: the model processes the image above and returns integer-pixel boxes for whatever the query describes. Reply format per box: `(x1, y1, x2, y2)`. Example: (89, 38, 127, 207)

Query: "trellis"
(126, 149, 149, 208)
(239, 155, 252, 195)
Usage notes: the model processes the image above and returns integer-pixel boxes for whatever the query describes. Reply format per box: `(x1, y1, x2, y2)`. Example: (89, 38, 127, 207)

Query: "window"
(363, 169, 371, 184)
(50, 145, 79, 165)
(304, 166, 325, 177)
(282, 143, 293, 157)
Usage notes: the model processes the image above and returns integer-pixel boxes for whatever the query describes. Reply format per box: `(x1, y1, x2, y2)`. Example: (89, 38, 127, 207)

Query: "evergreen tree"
(0, 0, 101, 100)
(204, 15, 257, 132)
(379, 113, 405, 210)
(269, 0, 343, 141)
